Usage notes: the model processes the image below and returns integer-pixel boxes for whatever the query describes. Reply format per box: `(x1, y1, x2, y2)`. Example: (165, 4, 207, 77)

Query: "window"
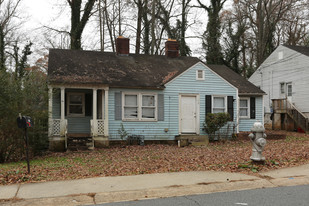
(124, 94, 138, 119)
(67, 93, 85, 117)
(123, 93, 157, 121)
(239, 98, 250, 118)
(196, 70, 205, 80)
(280, 83, 285, 94)
(212, 96, 226, 113)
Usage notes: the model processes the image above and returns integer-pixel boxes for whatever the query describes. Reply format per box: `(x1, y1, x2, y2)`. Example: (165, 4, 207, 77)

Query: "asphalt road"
(97, 184, 309, 206)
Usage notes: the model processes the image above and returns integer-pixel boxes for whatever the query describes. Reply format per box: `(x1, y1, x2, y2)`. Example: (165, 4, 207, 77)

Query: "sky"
(20, 0, 233, 64)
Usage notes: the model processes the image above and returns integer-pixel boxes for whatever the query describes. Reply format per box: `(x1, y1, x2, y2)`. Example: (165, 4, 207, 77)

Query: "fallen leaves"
(0, 131, 309, 185)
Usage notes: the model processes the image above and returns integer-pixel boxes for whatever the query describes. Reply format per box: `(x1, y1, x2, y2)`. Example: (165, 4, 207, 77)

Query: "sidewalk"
(1, 164, 309, 206)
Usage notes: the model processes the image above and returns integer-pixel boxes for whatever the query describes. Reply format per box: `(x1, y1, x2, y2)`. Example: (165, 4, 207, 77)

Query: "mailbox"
(17, 116, 33, 128)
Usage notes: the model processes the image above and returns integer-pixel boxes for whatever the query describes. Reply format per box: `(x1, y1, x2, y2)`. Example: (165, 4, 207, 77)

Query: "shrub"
(204, 113, 230, 141)
(0, 69, 48, 163)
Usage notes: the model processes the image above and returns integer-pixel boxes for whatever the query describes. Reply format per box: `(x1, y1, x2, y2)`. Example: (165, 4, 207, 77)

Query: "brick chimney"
(116, 36, 129, 56)
(165, 39, 179, 58)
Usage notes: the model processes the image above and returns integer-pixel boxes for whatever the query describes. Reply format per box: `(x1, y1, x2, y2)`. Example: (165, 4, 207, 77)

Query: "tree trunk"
(69, 0, 96, 50)
(135, 0, 143, 54)
(143, 0, 150, 55)
(0, 25, 5, 71)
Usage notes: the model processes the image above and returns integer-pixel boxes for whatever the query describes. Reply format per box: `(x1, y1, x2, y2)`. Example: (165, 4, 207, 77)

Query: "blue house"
(47, 38, 265, 151)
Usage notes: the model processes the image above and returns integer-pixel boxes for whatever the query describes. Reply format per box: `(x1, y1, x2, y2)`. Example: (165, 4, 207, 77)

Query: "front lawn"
(1, 131, 308, 185)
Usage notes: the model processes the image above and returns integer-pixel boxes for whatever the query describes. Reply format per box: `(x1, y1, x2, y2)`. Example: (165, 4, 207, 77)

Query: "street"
(97, 184, 309, 206)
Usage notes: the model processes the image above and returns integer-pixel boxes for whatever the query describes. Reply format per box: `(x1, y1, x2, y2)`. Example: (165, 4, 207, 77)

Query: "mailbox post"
(17, 114, 33, 174)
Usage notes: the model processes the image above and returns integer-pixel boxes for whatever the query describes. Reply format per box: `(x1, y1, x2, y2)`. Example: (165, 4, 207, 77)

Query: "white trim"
(50, 84, 109, 90)
(104, 88, 109, 136)
(239, 97, 250, 119)
(122, 92, 158, 121)
(93, 89, 97, 121)
(178, 94, 200, 134)
(48, 87, 53, 137)
(196, 69, 205, 80)
(60, 87, 65, 120)
(66, 92, 85, 117)
(212, 95, 227, 113)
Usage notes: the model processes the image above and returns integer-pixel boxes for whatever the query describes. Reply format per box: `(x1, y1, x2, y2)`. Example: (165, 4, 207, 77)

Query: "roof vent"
(116, 36, 129, 56)
(165, 39, 179, 58)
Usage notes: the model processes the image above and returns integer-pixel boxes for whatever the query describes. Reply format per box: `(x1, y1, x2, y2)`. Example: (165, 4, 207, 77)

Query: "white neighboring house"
(249, 45, 309, 131)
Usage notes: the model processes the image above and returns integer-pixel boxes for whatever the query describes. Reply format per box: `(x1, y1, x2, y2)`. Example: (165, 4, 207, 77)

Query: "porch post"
(48, 86, 53, 137)
(60, 87, 67, 138)
(94, 87, 109, 148)
(60, 87, 65, 121)
(49, 87, 66, 152)
(93, 88, 97, 121)
(92, 88, 98, 137)
(104, 88, 109, 136)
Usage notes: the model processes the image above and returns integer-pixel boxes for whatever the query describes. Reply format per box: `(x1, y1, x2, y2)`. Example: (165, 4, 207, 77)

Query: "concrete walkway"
(1, 164, 309, 206)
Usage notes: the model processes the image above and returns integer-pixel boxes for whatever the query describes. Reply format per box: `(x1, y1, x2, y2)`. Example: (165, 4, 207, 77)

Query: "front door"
(180, 95, 197, 133)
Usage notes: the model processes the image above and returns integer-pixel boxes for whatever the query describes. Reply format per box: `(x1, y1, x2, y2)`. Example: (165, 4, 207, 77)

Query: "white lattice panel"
(52, 119, 61, 136)
(97, 120, 104, 135)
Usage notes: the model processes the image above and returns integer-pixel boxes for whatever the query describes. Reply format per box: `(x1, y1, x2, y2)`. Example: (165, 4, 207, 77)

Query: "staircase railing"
(272, 98, 309, 131)
(286, 99, 309, 132)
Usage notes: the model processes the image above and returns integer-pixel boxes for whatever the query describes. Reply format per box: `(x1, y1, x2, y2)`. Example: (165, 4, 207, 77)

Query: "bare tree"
(0, 0, 22, 71)
(67, 0, 96, 50)
(241, 0, 298, 67)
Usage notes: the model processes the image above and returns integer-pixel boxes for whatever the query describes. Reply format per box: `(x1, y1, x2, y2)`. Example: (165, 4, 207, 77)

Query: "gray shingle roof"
(48, 49, 264, 95)
(206, 64, 265, 95)
(284, 45, 309, 57)
(48, 49, 200, 89)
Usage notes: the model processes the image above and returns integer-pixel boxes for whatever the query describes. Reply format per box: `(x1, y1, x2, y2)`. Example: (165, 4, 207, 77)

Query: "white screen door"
(180, 96, 197, 133)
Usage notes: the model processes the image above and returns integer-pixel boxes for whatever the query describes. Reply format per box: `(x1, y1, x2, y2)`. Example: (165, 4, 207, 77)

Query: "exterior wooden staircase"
(66, 133, 93, 151)
(272, 99, 309, 132)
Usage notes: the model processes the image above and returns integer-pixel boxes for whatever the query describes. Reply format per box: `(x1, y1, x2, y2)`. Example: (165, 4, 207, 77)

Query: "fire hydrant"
(249, 122, 267, 161)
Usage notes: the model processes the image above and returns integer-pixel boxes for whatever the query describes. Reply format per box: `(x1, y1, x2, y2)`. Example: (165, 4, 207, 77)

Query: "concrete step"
(175, 135, 209, 147)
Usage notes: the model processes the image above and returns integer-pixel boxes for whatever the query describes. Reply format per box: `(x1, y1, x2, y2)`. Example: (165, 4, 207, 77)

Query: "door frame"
(178, 94, 200, 134)
(286, 82, 292, 102)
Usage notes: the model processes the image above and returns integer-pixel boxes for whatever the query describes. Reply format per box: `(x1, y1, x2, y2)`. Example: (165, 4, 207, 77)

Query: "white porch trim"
(104, 88, 109, 136)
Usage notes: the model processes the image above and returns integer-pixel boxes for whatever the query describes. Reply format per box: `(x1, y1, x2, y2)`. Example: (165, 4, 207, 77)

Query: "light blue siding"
(238, 96, 264, 132)
(108, 63, 238, 140)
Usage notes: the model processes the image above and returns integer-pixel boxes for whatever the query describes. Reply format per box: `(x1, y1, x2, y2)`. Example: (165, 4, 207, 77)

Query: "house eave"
(239, 93, 266, 96)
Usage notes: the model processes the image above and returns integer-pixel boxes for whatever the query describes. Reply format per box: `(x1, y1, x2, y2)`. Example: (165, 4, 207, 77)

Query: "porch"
(48, 85, 109, 151)
(272, 98, 309, 132)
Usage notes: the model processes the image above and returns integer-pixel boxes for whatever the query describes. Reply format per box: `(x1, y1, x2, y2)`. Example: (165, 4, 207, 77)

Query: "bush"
(0, 69, 48, 163)
(204, 113, 230, 141)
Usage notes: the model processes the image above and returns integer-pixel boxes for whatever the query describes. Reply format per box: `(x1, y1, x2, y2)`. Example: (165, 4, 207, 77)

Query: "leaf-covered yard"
(1, 131, 309, 185)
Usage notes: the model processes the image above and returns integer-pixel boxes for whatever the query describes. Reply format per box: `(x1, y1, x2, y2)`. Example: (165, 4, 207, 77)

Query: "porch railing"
(50, 119, 68, 136)
(91, 119, 104, 136)
(272, 99, 309, 131)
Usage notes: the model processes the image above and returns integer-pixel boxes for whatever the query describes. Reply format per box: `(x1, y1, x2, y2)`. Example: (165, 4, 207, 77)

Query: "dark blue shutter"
(250, 97, 256, 119)
(228, 96, 234, 121)
(158, 94, 164, 121)
(206, 95, 212, 116)
(115, 92, 122, 120)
